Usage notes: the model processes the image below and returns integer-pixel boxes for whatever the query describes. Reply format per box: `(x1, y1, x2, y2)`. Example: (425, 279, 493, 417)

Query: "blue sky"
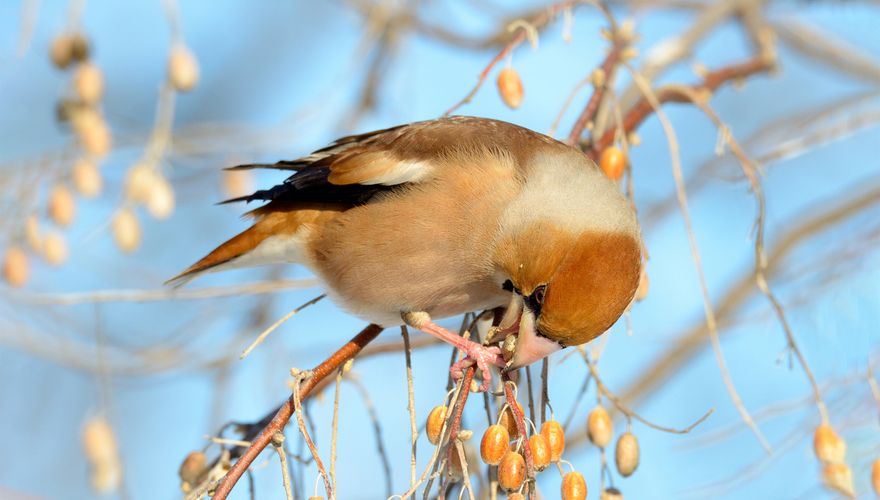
(0, 1, 878, 499)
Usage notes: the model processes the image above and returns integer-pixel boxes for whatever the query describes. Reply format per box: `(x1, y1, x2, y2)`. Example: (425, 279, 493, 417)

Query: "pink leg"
(402, 312, 504, 392)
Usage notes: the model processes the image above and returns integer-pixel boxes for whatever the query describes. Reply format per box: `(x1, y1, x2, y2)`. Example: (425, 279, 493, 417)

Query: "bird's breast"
(304, 159, 520, 326)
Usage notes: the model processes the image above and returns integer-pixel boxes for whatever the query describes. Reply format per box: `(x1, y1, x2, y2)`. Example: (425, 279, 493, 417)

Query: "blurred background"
(0, 0, 878, 499)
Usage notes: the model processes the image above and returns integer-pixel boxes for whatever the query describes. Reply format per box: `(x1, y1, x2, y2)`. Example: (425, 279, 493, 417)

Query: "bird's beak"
(488, 293, 562, 370)
(505, 308, 562, 370)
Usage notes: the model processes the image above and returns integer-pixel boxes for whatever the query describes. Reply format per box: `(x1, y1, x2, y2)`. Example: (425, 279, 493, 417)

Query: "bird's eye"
(533, 285, 547, 305)
(502, 279, 514, 292)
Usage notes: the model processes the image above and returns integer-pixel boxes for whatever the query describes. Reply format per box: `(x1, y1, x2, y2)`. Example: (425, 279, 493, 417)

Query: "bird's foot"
(400, 311, 504, 392)
(450, 341, 504, 392)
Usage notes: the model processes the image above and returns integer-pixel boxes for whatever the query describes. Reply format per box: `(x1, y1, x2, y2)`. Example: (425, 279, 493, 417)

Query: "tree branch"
(211, 324, 383, 500)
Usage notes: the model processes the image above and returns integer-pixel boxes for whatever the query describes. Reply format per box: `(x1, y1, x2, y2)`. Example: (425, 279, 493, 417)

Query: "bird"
(169, 116, 642, 391)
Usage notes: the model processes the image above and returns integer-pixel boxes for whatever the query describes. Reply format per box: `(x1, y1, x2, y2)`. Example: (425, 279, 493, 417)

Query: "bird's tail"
(165, 223, 272, 287)
(165, 204, 344, 287)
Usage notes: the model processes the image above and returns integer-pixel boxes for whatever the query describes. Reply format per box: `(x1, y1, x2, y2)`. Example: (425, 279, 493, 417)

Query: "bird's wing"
(221, 116, 563, 207)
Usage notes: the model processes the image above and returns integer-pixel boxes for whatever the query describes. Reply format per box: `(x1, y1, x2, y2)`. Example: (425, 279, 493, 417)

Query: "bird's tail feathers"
(165, 223, 280, 287)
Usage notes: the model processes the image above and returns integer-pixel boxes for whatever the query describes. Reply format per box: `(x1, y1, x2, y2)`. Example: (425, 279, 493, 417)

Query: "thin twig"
(584, 350, 713, 434)
(7, 278, 319, 305)
(502, 377, 536, 498)
(291, 371, 333, 499)
(540, 358, 549, 425)
(567, 37, 627, 145)
(868, 361, 880, 409)
(348, 374, 394, 497)
(682, 90, 829, 423)
(211, 324, 383, 500)
(562, 371, 592, 433)
(402, 326, 418, 488)
(614, 181, 880, 418)
(591, 56, 773, 157)
(272, 433, 295, 500)
(525, 365, 536, 427)
(454, 440, 476, 500)
(240, 295, 325, 359)
(330, 364, 344, 491)
(442, 0, 577, 116)
(625, 63, 770, 451)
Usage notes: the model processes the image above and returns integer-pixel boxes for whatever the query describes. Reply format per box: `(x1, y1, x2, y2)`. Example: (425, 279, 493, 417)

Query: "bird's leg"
(402, 311, 504, 392)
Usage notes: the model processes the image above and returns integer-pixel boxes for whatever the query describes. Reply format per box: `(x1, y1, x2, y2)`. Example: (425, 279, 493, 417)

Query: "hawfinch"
(170, 116, 642, 390)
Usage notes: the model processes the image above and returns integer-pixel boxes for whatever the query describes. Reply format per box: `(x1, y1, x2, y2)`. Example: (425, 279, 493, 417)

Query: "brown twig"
(271, 432, 294, 500)
(583, 349, 713, 434)
(211, 324, 383, 500)
(401, 326, 418, 488)
(567, 41, 627, 145)
(590, 56, 773, 158)
(442, 0, 577, 116)
(502, 377, 536, 498)
(291, 371, 332, 498)
(446, 367, 476, 474)
(347, 374, 394, 496)
(625, 63, 770, 451)
(681, 89, 830, 424)
(583, 181, 880, 451)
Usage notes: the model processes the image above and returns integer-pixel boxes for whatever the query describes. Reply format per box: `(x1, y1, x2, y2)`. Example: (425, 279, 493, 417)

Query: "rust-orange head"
(492, 151, 642, 368)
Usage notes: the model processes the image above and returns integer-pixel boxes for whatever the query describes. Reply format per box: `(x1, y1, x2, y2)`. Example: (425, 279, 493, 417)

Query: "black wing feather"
(218, 166, 384, 206)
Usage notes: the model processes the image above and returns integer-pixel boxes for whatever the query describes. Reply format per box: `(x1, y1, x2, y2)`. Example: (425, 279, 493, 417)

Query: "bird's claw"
(450, 342, 504, 392)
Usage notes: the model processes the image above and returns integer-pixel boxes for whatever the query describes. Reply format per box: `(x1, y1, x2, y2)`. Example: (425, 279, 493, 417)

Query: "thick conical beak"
(506, 309, 562, 369)
(486, 294, 523, 345)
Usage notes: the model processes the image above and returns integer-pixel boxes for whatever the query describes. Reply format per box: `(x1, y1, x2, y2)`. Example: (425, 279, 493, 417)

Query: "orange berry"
(3, 246, 29, 287)
(178, 451, 206, 486)
(528, 433, 551, 471)
(871, 458, 880, 495)
(498, 402, 524, 439)
(49, 35, 74, 69)
(634, 270, 649, 301)
(497, 68, 524, 109)
(561, 471, 587, 500)
(813, 424, 846, 464)
(48, 185, 76, 227)
(426, 405, 447, 445)
(540, 420, 565, 462)
(50, 33, 89, 68)
(599, 146, 627, 181)
(145, 175, 175, 219)
(72, 158, 103, 198)
(822, 462, 855, 498)
(112, 208, 141, 253)
(69, 34, 90, 62)
(74, 62, 104, 105)
(587, 405, 613, 448)
(82, 416, 122, 494)
(507, 494, 525, 500)
(615, 431, 640, 477)
(498, 451, 526, 491)
(169, 46, 200, 92)
(42, 231, 68, 266)
(601, 487, 623, 500)
(25, 215, 42, 252)
(480, 424, 509, 465)
(125, 163, 161, 203)
(72, 109, 111, 157)
(222, 169, 254, 199)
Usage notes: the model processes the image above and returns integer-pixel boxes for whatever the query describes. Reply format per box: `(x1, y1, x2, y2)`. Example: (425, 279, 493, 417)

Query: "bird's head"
(490, 151, 642, 369)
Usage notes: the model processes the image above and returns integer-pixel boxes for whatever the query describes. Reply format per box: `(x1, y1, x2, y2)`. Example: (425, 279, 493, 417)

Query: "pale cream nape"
(497, 150, 639, 242)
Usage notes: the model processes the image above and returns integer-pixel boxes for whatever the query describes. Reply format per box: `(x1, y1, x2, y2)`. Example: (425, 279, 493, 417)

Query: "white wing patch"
(359, 160, 434, 186)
